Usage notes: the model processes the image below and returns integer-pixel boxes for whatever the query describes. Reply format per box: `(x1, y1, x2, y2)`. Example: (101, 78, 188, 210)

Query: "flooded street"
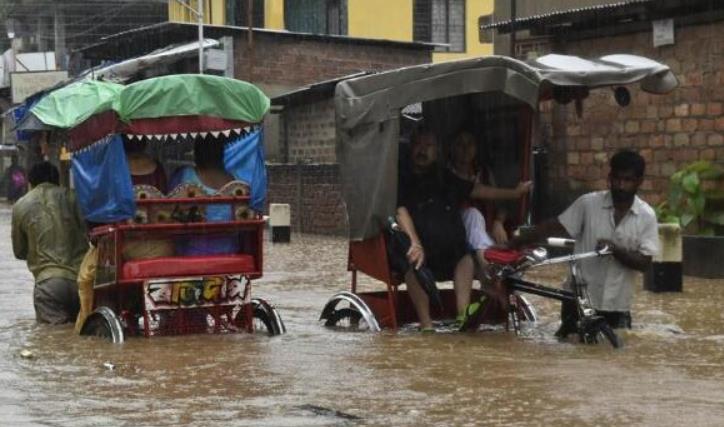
(1, 203, 723, 427)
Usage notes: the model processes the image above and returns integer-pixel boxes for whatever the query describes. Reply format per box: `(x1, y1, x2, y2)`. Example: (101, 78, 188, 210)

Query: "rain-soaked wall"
(233, 32, 430, 235)
(540, 20, 724, 215)
(266, 163, 347, 236)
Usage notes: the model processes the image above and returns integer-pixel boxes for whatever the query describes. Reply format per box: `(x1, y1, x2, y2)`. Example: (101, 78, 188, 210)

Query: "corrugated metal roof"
(481, 0, 654, 30)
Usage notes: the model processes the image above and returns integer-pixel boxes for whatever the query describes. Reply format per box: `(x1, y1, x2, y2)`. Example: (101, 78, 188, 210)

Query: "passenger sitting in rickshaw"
(169, 136, 239, 256)
(124, 137, 168, 193)
(395, 127, 531, 331)
(448, 131, 524, 270)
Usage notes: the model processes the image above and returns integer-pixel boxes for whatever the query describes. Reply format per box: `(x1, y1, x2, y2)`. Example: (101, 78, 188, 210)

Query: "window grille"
(413, 0, 465, 52)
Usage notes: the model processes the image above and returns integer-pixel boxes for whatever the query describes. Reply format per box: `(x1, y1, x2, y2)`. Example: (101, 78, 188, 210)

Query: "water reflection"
(1, 204, 723, 426)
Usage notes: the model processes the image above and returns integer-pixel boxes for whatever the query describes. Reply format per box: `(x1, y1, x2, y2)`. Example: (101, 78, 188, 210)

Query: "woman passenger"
(124, 138, 168, 193)
(170, 136, 238, 255)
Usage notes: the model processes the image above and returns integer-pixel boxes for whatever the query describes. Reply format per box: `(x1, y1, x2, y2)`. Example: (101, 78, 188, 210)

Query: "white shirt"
(558, 191, 660, 312)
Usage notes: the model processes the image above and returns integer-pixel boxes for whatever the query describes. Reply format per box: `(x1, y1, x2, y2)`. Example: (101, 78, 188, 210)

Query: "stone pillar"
(269, 203, 291, 243)
(644, 223, 682, 292)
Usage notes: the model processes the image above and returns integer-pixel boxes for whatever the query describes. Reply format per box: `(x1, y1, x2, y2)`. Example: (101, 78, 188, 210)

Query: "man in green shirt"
(12, 162, 87, 324)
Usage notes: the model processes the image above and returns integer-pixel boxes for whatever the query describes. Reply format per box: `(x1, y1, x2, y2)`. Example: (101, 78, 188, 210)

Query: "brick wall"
(266, 163, 347, 236)
(236, 33, 430, 235)
(284, 99, 337, 163)
(540, 21, 724, 213)
(235, 33, 431, 87)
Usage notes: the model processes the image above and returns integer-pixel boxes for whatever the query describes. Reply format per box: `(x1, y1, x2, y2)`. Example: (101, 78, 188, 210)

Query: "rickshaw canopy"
(29, 80, 124, 129)
(336, 54, 678, 240)
(114, 74, 270, 125)
(58, 75, 270, 223)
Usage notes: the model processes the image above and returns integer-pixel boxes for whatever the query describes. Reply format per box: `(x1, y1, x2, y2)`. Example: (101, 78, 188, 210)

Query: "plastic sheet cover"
(224, 129, 267, 212)
(71, 135, 135, 223)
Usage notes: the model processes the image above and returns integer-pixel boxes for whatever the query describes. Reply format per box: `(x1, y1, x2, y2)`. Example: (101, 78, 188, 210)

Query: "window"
(227, 0, 265, 28)
(285, 0, 347, 35)
(413, 0, 466, 52)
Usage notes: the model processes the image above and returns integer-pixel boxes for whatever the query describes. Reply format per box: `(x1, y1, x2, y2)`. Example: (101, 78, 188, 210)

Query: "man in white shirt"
(510, 150, 659, 337)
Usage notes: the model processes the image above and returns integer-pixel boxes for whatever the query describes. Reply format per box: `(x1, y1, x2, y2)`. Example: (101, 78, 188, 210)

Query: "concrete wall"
(539, 20, 724, 213)
(348, 0, 413, 41)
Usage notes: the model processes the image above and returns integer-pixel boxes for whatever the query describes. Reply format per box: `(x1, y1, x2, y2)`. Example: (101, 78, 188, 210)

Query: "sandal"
(458, 299, 486, 331)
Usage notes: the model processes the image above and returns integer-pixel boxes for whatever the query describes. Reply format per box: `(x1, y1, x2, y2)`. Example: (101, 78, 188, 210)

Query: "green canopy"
(30, 80, 124, 129)
(114, 74, 270, 123)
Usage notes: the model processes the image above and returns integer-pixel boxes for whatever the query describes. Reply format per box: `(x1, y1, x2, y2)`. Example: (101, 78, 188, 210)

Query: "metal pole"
(247, 0, 254, 81)
(509, 0, 517, 57)
(198, 0, 204, 74)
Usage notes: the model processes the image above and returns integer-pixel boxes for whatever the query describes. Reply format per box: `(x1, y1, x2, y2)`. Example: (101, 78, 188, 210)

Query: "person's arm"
(11, 208, 28, 260)
(508, 218, 570, 249)
(490, 209, 509, 244)
(396, 207, 424, 269)
(596, 239, 652, 272)
(469, 180, 532, 201)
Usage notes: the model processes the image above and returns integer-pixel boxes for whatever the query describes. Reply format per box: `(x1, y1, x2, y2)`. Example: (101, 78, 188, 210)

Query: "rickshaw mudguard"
(319, 291, 382, 332)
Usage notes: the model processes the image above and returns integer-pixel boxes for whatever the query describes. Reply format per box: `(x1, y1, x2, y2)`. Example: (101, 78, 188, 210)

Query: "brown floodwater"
(1, 203, 723, 426)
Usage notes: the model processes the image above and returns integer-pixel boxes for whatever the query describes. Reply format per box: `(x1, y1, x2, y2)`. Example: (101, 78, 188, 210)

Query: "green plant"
(656, 161, 724, 236)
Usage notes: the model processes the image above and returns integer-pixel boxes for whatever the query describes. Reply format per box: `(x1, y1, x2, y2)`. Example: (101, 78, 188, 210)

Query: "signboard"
(10, 70, 67, 103)
(205, 48, 227, 71)
(653, 19, 675, 48)
(144, 276, 246, 310)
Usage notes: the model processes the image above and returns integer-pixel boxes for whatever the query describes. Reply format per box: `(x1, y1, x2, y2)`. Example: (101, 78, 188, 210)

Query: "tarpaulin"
(224, 128, 266, 212)
(71, 135, 135, 223)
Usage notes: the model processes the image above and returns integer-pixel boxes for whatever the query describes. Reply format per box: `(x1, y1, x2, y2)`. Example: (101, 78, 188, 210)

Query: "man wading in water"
(509, 149, 659, 337)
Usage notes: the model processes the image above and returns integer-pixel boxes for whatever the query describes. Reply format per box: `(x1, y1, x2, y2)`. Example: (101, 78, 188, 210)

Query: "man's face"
(608, 169, 642, 204)
(411, 133, 438, 171)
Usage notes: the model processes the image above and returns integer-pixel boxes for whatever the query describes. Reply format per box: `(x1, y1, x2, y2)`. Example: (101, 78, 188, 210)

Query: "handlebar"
(546, 237, 575, 248)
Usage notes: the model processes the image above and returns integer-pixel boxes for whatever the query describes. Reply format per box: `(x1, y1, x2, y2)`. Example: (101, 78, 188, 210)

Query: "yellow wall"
(167, 0, 494, 62)
(433, 0, 493, 62)
(265, 0, 285, 30)
(348, 0, 413, 42)
(169, 0, 226, 25)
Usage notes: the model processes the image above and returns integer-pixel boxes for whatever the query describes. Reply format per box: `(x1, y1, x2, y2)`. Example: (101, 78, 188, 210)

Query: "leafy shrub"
(655, 161, 724, 236)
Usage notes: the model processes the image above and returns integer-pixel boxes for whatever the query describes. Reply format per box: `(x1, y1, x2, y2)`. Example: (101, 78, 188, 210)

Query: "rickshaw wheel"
(324, 307, 371, 331)
(79, 307, 125, 343)
(251, 307, 275, 336)
(236, 298, 286, 336)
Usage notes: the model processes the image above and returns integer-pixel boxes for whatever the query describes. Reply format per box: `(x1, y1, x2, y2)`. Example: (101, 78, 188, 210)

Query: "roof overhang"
(78, 22, 435, 62)
(482, 0, 724, 37)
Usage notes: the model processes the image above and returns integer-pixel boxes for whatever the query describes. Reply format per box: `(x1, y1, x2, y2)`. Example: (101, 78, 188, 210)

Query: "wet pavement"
(1, 202, 724, 426)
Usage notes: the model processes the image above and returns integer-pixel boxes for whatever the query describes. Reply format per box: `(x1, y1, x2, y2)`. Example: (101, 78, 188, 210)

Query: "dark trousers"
(559, 300, 632, 334)
(34, 277, 80, 324)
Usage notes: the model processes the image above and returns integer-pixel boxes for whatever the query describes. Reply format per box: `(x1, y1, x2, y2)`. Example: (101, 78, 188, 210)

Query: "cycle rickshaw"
(25, 75, 285, 342)
(319, 54, 677, 341)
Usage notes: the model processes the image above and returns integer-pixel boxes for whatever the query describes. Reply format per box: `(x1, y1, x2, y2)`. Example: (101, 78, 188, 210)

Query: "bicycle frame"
(485, 239, 620, 347)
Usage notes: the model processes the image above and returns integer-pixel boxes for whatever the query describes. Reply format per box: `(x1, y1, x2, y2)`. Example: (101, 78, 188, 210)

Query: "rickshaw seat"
(483, 248, 523, 265)
(121, 254, 256, 279)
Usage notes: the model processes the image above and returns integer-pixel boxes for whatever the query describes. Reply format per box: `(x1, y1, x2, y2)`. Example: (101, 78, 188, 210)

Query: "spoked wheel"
(324, 307, 373, 331)
(79, 307, 125, 343)
(580, 317, 622, 349)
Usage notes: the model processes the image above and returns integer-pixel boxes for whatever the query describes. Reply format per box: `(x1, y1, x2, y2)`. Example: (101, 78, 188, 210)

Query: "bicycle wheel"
(324, 307, 372, 331)
(597, 323, 622, 349)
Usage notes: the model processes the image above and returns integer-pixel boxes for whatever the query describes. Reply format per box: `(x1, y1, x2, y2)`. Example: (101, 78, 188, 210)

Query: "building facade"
(169, 0, 494, 62)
